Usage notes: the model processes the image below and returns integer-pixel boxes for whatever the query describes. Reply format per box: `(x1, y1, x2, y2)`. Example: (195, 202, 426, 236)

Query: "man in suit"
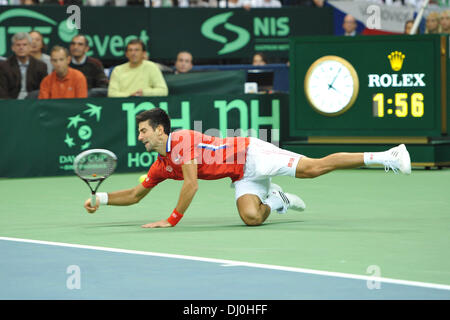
(1, 32, 47, 99)
(343, 14, 358, 36)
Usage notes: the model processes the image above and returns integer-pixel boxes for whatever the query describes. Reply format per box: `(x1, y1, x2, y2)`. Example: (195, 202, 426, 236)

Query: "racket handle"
(91, 193, 97, 207)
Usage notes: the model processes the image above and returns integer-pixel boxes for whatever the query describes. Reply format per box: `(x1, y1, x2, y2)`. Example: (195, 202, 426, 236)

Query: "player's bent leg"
(295, 153, 365, 178)
(236, 194, 271, 226)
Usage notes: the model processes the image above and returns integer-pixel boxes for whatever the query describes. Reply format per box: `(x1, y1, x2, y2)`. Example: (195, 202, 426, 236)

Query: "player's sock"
(264, 192, 286, 213)
(363, 151, 389, 166)
(265, 183, 306, 214)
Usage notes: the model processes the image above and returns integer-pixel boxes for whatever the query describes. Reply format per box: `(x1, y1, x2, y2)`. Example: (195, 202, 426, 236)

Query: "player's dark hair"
(126, 39, 146, 52)
(136, 108, 171, 135)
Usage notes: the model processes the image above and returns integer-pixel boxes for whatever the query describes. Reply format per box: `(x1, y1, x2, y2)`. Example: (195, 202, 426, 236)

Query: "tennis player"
(84, 108, 411, 228)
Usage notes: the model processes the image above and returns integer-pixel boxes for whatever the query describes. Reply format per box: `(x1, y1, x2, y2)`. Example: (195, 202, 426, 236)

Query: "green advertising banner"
(148, 8, 333, 60)
(0, 6, 333, 61)
(0, 94, 289, 178)
(0, 6, 149, 60)
(289, 35, 448, 138)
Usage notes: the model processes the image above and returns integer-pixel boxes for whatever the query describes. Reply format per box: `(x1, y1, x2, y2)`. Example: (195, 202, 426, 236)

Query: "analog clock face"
(304, 56, 359, 116)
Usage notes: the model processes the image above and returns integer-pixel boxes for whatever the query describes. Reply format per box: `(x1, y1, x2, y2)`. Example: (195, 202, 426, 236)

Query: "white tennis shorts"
(233, 137, 303, 201)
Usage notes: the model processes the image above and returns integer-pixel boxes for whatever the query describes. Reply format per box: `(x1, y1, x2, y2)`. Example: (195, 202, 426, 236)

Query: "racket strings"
(74, 151, 117, 181)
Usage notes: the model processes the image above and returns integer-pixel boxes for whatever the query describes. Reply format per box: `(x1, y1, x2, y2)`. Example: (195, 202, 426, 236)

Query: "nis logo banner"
(200, 11, 291, 55)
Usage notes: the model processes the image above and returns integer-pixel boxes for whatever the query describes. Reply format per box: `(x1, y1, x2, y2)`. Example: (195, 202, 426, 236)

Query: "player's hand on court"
(84, 198, 99, 214)
(141, 219, 172, 228)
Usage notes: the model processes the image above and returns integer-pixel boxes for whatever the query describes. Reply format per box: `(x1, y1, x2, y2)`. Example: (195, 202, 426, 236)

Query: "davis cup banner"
(0, 95, 289, 178)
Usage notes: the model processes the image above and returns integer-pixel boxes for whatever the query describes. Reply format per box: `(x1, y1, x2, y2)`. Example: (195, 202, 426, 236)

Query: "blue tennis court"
(1, 237, 449, 300)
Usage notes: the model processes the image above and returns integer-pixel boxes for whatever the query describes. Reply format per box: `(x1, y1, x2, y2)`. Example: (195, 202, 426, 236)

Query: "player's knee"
(240, 210, 264, 226)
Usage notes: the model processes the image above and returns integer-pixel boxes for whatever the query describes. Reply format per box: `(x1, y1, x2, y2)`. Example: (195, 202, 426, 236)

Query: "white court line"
(1, 236, 450, 292)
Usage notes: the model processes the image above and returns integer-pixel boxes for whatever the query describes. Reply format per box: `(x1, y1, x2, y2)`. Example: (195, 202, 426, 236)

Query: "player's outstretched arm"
(84, 183, 152, 214)
(142, 160, 198, 228)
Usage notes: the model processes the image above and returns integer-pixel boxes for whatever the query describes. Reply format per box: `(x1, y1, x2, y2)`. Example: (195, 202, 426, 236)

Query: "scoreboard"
(289, 35, 448, 139)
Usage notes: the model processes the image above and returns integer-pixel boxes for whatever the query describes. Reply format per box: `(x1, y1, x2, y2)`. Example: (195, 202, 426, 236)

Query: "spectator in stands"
(342, 14, 358, 36)
(440, 10, 450, 34)
(219, 0, 250, 8)
(29, 30, 52, 75)
(69, 34, 108, 97)
(404, 19, 420, 35)
(181, 0, 214, 6)
(282, 0, 323, 7)
(0, 61, 9, 99)
(249, 0, 281, 7)
(1, 32, 47, 99)
(404, 20, 414, 34)
(41, 0, 84, 5)
(425, 12, 441, 34)
(174, 51, 193, 74)
(38, 46, 88, 99)
(1, 0, 37, 3)
(108, 39, 168, 97)
(252, 52, 267, 66)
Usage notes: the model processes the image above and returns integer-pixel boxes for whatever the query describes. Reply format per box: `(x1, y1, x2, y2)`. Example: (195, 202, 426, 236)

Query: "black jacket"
(1, 56, 47, 99)
(70, 57, 108, 89)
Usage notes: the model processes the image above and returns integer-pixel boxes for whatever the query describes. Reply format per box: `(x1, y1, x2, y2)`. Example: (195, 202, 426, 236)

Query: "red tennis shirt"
(142, 130, 250, 188)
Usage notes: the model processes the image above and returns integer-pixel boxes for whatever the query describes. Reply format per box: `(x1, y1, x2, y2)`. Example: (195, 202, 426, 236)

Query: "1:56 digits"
(373, 93, 424, 118)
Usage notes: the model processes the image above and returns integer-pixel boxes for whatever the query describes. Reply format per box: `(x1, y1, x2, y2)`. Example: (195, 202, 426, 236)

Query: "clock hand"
(329, 85, 340, 93)
(328, 67, 342, 89)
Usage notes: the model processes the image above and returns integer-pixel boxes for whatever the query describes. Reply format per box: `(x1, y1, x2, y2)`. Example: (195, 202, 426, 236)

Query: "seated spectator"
(282, 0, 323, 7)
(404, 19, 420, 35)
(174, 51, 193, 74)
(425, 12, 441, 34)
(252, 52, 267, 66)
(38, 46, 88, 99)
(219, 0, 250, 8)
(69, 34, 108, 97)
(183, 0, 215, 7)
(343, 14, 358, 36)
(1, 32, 47, 99)
(249, 0, 281, 7)
(404, 19, 413, 34)
(108, 39, 168, 97)
(29, 30, 52, 75)
(40, 0, 84, 5)
(0, 61, 9, 99)
(440, 10, 450, 34)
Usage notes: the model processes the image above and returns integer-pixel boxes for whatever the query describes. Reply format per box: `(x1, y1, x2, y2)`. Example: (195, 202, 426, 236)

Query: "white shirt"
(219, 0, 251, 7)
(362, 0, 422, 7)
(249, 0, 281, 7)
(17, 58, 29, 100)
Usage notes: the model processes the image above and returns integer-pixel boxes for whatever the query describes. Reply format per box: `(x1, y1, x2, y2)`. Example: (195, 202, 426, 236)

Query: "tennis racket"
(73, 149, 117, 207)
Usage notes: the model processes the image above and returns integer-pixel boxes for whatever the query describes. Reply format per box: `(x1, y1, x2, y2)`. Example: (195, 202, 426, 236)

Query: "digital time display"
(372, 92, 424, 118)
(289, 35, 446, 138)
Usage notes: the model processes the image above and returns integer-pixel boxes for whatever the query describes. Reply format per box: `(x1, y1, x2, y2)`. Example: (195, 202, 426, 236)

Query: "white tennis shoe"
(269, 184, 306, 214)
(383, 144, 411, 175)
